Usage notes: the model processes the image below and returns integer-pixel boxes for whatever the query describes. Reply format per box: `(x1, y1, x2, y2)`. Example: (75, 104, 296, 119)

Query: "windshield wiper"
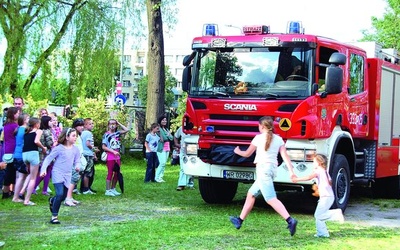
(265, 93, 279, 99)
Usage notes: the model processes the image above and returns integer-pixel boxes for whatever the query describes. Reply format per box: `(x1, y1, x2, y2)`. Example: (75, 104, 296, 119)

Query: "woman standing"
(22, 117, 47, 205)
(155, 116, 173, 183)
(2, 107, 20, 199)
(102, 119, 129, 196)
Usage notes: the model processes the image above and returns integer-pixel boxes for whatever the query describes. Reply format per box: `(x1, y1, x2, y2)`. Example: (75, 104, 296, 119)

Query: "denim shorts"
(248, 163, 277, 201)
(22, 151, 40, 166)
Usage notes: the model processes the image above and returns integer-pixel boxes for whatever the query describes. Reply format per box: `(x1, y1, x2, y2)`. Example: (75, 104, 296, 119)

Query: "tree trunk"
(145, 0, 166, 130)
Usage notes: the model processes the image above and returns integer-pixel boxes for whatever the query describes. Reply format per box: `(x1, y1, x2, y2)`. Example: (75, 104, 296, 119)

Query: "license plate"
(223, 170, 254, 180)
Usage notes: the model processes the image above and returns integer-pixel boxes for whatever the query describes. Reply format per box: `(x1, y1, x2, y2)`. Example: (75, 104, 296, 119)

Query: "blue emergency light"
(203, 24, 219, 36)
(287, 21, 303, 34)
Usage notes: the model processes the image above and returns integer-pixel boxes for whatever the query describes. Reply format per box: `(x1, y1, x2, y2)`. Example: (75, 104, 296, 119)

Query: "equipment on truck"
(180, 22, 400, 211)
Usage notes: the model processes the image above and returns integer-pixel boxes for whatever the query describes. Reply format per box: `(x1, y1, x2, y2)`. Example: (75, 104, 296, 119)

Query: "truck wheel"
(198, 179, 238, 204)
(330, 154, 351, 212)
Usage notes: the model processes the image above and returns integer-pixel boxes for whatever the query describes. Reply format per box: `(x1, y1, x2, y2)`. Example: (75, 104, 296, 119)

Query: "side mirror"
(324, 53, 345, 95)
(183, 52, 195, 66)
(182, 66, 192, 92)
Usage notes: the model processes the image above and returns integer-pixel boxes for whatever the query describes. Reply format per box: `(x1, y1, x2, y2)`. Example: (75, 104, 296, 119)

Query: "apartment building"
(115, 48, 191, 107)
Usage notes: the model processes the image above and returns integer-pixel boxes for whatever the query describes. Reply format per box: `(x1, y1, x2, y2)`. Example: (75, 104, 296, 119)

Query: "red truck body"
(180, 23, 400, 210)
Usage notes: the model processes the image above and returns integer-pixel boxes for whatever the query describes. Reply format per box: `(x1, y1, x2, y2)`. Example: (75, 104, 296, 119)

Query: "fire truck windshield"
(190, 47, 312, 99)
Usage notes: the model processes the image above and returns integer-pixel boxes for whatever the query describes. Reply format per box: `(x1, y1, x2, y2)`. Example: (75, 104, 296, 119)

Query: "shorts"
(248, 163, 277, 201)
(14, 158, 29, 174)
(22, 151, 40, 166)
(83, 155, 94, 177)
(71, 169, 81, 185)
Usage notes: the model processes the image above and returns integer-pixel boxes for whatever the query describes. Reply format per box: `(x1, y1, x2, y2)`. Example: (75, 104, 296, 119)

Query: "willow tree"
(361, 0, 400, 50)
(0, 0, 125, 101)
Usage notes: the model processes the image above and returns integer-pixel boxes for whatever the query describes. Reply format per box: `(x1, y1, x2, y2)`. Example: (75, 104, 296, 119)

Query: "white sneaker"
(335, 209, 345, 223)
(105, 190, 115, 196)
(35, 186, 40, 191)
(47, 187, 52, 193)
(83, 190, 94, 195)
(111, 189, 121, 196)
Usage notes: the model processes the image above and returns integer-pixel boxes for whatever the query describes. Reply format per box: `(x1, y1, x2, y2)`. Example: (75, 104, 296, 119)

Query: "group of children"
(2, 107, 344, 236)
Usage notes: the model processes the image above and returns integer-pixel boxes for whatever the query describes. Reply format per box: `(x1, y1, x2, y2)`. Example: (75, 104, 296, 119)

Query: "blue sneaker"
(229, 216, 242, 229)
(287, 218, 298, 236)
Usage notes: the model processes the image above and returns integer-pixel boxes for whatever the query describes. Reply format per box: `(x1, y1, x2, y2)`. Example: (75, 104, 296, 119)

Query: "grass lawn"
(1, 154, 400, 249)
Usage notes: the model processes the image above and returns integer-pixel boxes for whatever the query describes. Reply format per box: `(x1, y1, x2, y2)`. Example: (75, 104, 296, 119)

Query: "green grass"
(1, 154, 400, 249)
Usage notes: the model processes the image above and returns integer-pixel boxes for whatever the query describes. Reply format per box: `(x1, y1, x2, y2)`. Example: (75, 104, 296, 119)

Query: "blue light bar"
(287, 21, 303, 34)
(203, 24, 219, 36)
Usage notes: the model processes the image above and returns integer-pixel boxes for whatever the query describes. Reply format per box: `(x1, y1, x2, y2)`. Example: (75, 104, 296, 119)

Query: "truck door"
(347, 52, 369, 137)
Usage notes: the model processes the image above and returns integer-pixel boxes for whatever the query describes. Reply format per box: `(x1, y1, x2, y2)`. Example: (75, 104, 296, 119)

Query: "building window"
(165, 55, 174, 63)
(122, 80, 131, 87)
(122, 93, 130, 100)
(123, 55, 131, 62)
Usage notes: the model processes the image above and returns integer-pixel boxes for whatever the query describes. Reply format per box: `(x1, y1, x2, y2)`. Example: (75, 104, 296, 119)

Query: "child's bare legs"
(24, 164, 38, 205)
(20, 173, 30, 195)
(12, 172, 27, 202)
(239, 192, 256, 220)
(266, 197, 290, 219)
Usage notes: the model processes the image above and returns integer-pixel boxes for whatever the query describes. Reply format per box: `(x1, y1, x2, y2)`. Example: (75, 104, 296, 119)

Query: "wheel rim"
(335, 168, 349, 204)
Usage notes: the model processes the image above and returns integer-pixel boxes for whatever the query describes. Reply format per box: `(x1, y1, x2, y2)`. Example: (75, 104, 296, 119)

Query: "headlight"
(286, 149, 316, 161)
(185, 144, 198, 155)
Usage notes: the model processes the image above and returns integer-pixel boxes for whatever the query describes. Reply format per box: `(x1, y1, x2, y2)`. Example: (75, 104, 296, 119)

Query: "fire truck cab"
(180, 22, 400, 211)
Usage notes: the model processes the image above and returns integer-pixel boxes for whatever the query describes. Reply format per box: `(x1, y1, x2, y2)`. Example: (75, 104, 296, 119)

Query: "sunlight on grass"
(1, 154, 400, 249)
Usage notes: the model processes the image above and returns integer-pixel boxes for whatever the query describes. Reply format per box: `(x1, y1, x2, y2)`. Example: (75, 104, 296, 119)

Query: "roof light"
(203, 24, 219, 36)
(243, 25, 270, 35)
(287, 21, 303, 34)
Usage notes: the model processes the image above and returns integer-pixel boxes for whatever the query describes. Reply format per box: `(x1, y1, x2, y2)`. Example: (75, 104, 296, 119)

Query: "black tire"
(330, 154, 351, 212)
(198, 179, 238, 204)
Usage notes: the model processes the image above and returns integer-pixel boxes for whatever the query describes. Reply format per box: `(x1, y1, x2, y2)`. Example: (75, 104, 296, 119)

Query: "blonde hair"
(259, 116, 274, 151)
(314, 153, 328, 169)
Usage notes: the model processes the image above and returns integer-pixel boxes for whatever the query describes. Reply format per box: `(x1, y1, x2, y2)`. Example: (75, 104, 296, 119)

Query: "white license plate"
(223, 170, 254, 180)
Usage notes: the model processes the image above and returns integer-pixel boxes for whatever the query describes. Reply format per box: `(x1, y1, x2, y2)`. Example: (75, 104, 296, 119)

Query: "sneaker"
(335, 209, 345, 223)
(110, 189, 121, 196)
(89, 188, 97, 194)
(287, 218, 298, 236)
(47, 187, 52, 193)
(155, 179, 163, 183)
(105, 190, 115, 196)
(73, 189, 81, 195)
(83, 190, 94, 195)
(229, 216, 242, 229)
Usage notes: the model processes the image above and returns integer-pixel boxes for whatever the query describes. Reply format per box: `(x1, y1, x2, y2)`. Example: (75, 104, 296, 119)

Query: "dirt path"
(345, 202, 400, 228)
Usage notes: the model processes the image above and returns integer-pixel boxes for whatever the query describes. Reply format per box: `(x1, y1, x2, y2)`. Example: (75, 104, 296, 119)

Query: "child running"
(40, 128, 80, 224)
(292, 153, 344, 237)
(229, 116, 298, 236)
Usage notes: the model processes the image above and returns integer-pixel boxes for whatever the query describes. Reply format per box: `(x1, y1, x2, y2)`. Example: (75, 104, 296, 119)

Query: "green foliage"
(23, 94, 49, 117)
(361, 0, 400, 50)
(138, 66, 177, 108)
(170, 92, 187, 131)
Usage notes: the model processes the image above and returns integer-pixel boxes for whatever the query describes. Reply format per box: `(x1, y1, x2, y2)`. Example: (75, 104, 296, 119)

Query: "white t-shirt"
(251, 133, 284, 165)
(174, 127, 188, 149)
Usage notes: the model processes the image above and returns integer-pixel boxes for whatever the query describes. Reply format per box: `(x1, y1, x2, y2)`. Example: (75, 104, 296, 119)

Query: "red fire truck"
(180, 22, 400, 211)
